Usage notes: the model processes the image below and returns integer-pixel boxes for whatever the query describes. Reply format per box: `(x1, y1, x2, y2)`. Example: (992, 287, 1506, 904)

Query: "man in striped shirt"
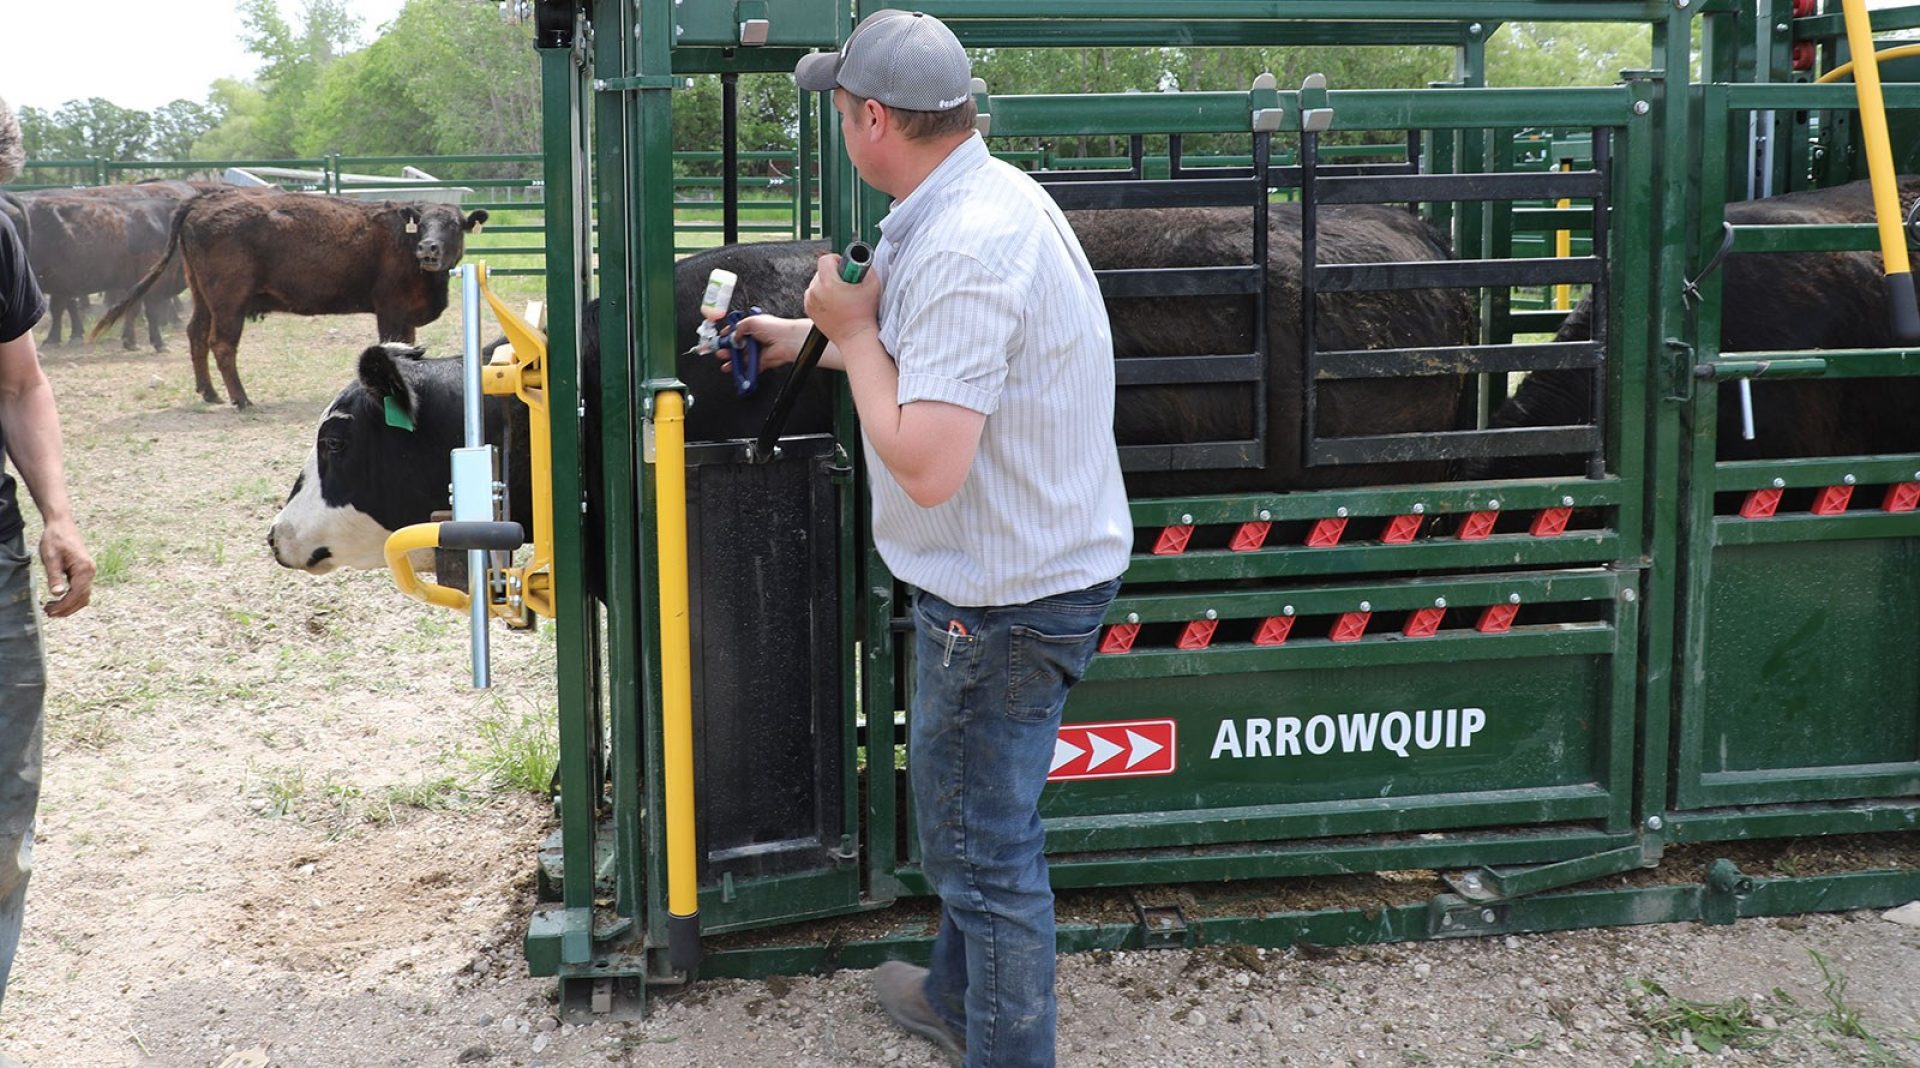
(730, 11, 1130, 1065)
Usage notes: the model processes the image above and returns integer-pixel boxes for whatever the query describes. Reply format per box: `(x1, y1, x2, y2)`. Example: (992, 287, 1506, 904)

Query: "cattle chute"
(412, 0, 1920, 1014)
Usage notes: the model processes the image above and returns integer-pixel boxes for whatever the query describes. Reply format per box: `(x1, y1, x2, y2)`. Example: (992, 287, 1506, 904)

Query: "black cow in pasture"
(0, 191, 28, 254)
(268, 206, 1473, 582)
(1466, 178, 1920, 480)
(19, 188, 185, 350)
(95, 188, 489, 408)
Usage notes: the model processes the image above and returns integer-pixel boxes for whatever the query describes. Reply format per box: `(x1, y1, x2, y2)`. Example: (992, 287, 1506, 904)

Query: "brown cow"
(21, 189, 185, 350)
(95, 189, 488, 408)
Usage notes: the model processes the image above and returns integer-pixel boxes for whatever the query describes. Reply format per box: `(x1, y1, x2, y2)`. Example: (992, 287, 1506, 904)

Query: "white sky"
(1, 0, 410, 115)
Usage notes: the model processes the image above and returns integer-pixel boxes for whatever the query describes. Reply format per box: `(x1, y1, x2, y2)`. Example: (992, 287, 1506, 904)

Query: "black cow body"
(19, 188, 185, 350)
(1469, 178, 1920, 479)
(274, 205, 1473, 583)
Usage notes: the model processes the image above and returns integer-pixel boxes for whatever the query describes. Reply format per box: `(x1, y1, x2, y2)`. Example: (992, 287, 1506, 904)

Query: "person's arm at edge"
(0, 330, 93, 616)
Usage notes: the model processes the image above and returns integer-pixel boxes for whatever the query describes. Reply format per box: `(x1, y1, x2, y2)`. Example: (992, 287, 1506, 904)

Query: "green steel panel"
(1130, 479, 1628, 524)
(1119, 532, 1620, 585)
(1714, 455, 1920, 491)
(1729, 223, 1882, 254)
(1794, 5, 1920, 39)
(949, 20, 1473, 47)
(674, 0, 843, 47)
(1041, 653, 1622, 837)
(1712, 512, 1920, 547)
(911, 0, 1671, 21)
(1087, 627, 1617, 681)
(1682, 537, 1920, 808)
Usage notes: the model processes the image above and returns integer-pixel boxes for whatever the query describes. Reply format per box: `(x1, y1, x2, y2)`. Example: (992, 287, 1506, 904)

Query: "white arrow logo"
(1124, 729, 1164, 769)
(1084, 732, 1124, 771)
(1051, 736, 1085, 774)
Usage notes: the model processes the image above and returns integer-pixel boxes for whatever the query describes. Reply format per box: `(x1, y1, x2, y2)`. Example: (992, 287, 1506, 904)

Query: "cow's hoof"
(152, 343, 169, 353)
(123, 342, 139, 352)
(199, 391, 222, 405)
(231, 398, 252, 410)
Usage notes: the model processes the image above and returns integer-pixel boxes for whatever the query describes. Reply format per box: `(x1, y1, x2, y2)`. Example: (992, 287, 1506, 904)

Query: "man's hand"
(803, 253, 882, 346)
(722, 314, 813, 373)
(38, 517, 92, 617)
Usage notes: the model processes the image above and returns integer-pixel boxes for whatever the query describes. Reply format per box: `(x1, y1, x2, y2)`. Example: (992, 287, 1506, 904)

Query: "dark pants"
(909, 578, 1120, 1068)
(0, 533, 43, 1013)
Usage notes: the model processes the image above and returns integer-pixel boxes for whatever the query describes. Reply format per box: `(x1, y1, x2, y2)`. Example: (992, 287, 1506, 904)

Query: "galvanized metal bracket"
(1131, 898, 1191, 950)
(1250, 72, 1284, 132)
(1299, 73, 1334, 134)
(1444, 842, 1651, 903)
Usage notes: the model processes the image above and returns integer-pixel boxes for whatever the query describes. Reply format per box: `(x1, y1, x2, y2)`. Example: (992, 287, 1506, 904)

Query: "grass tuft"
(465, 700, 558, 795)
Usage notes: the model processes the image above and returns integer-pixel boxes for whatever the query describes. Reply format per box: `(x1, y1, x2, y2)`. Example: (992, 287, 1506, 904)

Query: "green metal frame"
(521, 0, 1920, 1005)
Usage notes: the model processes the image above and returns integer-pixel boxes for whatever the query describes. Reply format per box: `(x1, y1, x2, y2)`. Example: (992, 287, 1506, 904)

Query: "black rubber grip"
(668, 912, 702, 974)
(437, 521, 526, 552)
(750, 241, 874, 463)
(1888, 272, 1920, 344)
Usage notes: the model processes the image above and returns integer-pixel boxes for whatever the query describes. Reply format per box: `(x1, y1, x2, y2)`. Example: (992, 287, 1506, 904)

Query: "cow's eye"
(319, 436, 346, 456)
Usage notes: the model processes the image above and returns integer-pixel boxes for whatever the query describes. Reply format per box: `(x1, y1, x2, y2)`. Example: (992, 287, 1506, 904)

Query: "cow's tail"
(90, 196, 192, 342)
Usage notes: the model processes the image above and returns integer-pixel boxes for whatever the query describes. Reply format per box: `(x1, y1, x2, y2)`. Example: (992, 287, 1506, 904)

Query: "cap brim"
(794, 52, 842, 92)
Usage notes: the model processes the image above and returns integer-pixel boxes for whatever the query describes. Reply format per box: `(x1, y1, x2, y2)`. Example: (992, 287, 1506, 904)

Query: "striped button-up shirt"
(867, 134, 1130, 607)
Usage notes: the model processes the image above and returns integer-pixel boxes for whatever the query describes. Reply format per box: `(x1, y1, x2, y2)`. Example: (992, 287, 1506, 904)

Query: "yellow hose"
(653, 389, 700, 969)
(1813, 43, 1920, 84)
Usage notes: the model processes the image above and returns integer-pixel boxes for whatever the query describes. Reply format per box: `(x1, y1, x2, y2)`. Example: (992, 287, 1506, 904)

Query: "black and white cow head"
(268, 343, 465, 573)
(402, 205, 489, 273)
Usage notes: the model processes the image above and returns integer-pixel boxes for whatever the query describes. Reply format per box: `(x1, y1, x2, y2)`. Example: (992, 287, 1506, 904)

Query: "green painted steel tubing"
(1724, 80, 1920, 110)
(949, 19, 1474, 46)
(1692, 357, 1828, 380)
(1793, 5, 1920, 40)
(1728, 223, 1881, 254)
(910, 0, 1671, 21)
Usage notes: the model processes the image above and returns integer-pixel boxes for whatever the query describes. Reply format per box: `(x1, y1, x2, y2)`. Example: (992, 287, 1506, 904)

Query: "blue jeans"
(909, 578, 1120, 1068)
(0, 533, 43, 1014)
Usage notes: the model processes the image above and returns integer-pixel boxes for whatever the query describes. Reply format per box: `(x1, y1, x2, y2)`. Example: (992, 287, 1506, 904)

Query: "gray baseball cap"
(794, 10, 972, 112)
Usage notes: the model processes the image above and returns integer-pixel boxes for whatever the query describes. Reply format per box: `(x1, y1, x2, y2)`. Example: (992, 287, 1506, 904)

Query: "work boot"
(872, 960, 965, 1065)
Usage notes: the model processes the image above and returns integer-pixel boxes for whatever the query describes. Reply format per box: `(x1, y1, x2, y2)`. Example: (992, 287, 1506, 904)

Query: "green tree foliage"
(1484, 23, 1654, 87)
(674, 75, 802, 180)
(232, 0, 364, 157)
(148, 100, 219, 161)
(191, 80, 270, 161)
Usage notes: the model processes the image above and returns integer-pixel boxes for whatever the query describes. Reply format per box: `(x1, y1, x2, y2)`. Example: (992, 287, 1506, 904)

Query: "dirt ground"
(2, 286, 1918, 1067)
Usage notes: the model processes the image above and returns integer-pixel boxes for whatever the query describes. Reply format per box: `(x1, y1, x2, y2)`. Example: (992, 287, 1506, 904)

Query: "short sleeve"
(888, 252, 1021, 415)
(0, 214, 44, 345)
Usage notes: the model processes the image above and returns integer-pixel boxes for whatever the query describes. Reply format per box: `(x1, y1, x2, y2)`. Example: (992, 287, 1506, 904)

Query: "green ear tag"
(384, 395, 416, 432)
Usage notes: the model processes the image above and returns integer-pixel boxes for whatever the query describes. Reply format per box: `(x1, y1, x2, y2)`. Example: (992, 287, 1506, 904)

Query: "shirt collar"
(876, 134, 989, 244)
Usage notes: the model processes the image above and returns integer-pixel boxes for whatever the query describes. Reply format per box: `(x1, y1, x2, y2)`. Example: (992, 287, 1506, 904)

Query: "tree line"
(19, 1, 1650, 177)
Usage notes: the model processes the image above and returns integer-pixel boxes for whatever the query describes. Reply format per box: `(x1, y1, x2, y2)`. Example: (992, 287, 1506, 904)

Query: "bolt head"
(1772, 477, 1786, 488)
(1258, 509, 1272, 521)
(1463, 873, 1480, 887)
(1487, 500, 1501, 511)
(1126, 612, 1140, 625)
(1358, 601, 1372, 613)
(1480, 909, 1497, 924)
(1335, 506, 1350, 518)
(1508, 592, 1522, 605)
(1180, 514, 1194, 525)
(1622, 588, 1637, 603)
(1776, 21, 1789, 32)
(1441, 914, 1454, 928)
(1645, 815, 1664, 831)
(1843, 474, 1857, 485)
(1412, 503, 1426, 515)
(1468, 22, 1483, 35)
(1204, 609, 1219, 621)
(1633, 100, 1652, 116)
(1562, 496, 1575, 507)
(1282, 605, 1295, 617)
(1434, 597, 1448, 609)
(592, 79, 608, 91)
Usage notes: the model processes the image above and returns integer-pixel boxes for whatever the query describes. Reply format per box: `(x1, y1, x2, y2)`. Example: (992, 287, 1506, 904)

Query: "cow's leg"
(41, 295, 65, 347)
(65, 296, 85, 344)
(119, 291, 140, 351)
(143, 292, 168, 352)
(208, 318, 251, 409)
(187, 300, 218, 404)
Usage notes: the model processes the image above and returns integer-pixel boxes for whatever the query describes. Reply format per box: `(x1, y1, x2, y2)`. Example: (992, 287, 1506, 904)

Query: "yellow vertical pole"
(652, 388, 700, 971)
(1839, 0, 1920, 339)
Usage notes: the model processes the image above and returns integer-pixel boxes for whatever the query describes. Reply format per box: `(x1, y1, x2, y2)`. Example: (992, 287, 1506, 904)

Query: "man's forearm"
(0, 372, 76, 526)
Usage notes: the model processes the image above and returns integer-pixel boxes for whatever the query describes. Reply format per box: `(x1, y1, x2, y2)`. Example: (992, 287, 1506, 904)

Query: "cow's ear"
(463, 209, 490, 233)
(358, 344, 418, 429)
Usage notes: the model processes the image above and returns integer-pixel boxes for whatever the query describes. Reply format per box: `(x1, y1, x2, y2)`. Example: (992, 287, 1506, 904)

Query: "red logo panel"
(1048, 719, 1177, 781)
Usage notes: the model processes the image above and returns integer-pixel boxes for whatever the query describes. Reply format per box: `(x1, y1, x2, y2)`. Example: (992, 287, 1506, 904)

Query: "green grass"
(91, 535, 139, 587)
(1809, 949, 1909, 1065)
(1629, 978, 1779, 1055)
(465, 700, 559, 795)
